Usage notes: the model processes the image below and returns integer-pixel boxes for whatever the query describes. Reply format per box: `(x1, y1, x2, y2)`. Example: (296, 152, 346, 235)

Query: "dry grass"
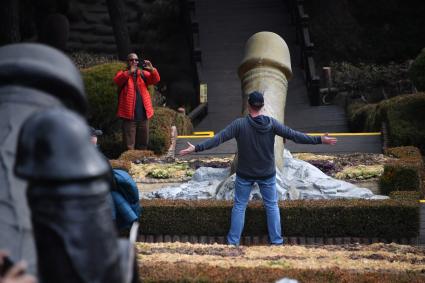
(130, 161, 194, 182)
(118, 150, 155, 162)
(136, 242, 425, 282)
(109, 159, 132, 172)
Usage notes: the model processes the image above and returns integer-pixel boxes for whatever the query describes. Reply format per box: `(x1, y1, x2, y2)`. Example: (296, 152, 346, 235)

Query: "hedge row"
(347, 93, 425, 153)
(140, 263, 425, 283)
(389, 191, 422, 201)
(139, 199, 419, 239)
(379, 146, 424, 195)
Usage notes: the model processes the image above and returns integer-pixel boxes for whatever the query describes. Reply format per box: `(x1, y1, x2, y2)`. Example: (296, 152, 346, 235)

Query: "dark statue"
(0, 42, 86, 275)
(0, 43, 138, 282)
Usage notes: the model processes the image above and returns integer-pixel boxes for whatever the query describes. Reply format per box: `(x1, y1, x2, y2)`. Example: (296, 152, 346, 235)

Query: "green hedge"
(82, 62, 123, 132)
(409, 48, 425, 91)
(389, 191, 422, 201)
(347, 93, 425, 153)
(379, 146, 424, 195)
(347, 102, 381, 132)
(139, 199, 419, 239)
(149, 107, 193, 154)
(81, 63, 193, 157)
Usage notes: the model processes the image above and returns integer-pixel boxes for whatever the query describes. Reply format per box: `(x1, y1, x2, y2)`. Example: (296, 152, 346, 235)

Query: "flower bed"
(137, 242, 425, 282)
(293, 152, 393, 182)
(129, 156, 233, 183)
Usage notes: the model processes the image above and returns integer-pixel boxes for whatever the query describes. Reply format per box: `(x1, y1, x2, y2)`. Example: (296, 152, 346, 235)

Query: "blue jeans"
(227, 175, 283, 245)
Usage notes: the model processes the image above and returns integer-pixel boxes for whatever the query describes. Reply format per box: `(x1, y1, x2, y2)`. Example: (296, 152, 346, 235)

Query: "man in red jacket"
(114, 53, 160, 150)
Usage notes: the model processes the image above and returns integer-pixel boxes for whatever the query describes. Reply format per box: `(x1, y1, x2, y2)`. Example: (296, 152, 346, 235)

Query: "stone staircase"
(176, 0, 383, 155)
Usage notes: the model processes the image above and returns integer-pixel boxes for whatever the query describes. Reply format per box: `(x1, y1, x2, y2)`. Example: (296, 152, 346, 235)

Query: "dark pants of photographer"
(122, 119, 149, 150)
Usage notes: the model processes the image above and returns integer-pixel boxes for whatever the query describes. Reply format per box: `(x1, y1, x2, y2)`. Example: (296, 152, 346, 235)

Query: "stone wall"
(68, 0, 146, 53)
(67, 0, 197, 110)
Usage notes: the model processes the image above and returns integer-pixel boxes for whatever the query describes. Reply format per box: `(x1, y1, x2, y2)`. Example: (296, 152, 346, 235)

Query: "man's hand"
(143, 60, 154, 71)
(321, 133, 337, 145)
(179, 142, 195, 156)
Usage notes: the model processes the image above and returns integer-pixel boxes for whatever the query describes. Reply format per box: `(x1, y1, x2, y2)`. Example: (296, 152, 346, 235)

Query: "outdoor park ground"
(136, 242, 425, 282)
(127, 150, 425, 282)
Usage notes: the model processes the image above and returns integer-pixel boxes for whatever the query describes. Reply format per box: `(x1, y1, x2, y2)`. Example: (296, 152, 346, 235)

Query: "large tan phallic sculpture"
(238, 31, 293, 170)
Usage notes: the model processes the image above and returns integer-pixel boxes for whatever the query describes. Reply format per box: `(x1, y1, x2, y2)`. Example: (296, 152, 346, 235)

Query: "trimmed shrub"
(139, 199, 419, 239)
(409, 47, 425, 91)
(380, 93, 425, 152)
(99, 132, 122, 159)
(109, 160, 132, 172)
(148, 107, 173, 154)
(118, 150, 155, 162)
(331, 61, 413, 103)
(347, 93, 425, 153)
(389, 191, 421, 201)
(70, 52, 117, 69)
(380, 163, 421, 195)
(149, 107, 193, 154)
(82, 62, 124, 132)
(379, 146, 423, 195)
(346, 102, 382, 132)
(386, 146, 424, 162)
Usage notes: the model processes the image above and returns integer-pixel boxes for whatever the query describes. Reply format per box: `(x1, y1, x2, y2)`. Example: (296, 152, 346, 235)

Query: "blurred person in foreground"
(0, 251, 36, 283)
(90, 127, 141, 233)
(179, 91, 337, 246)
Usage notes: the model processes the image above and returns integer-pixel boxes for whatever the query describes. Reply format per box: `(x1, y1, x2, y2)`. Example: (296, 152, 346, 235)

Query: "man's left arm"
(272, 119, 320, 144)
(273, 119, 337, 145)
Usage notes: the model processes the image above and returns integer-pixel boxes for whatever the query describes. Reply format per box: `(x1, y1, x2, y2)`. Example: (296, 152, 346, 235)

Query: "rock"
(192, 167, 230, 182)
(142, 150, 388, 200)
(143, 179, 221, 200)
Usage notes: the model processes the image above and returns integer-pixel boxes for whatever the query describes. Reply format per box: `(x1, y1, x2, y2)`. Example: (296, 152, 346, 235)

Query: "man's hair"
(248, 91, 264, 111)
(127, 53, 138, 60)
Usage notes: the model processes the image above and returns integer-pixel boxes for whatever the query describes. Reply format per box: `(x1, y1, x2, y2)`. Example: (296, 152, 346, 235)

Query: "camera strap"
(139, 69, 147, 85)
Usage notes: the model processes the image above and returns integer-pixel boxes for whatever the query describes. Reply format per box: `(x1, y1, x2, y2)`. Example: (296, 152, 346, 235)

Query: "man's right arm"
(113, 70, 130, 87)
(195, 119, 240, 152)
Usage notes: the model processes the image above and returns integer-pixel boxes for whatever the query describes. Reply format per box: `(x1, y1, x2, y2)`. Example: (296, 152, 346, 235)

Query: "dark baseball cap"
(90, 126, 103, 136)
(248, 91, 264, 107)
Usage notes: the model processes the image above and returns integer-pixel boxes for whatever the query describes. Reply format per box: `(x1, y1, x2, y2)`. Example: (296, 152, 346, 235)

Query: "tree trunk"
(0, 0, 21, 44)
(105, 0, 131, 60)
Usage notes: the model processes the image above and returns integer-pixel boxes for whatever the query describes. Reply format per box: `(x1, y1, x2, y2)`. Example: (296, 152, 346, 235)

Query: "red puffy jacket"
(114, 68, 160, 120)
